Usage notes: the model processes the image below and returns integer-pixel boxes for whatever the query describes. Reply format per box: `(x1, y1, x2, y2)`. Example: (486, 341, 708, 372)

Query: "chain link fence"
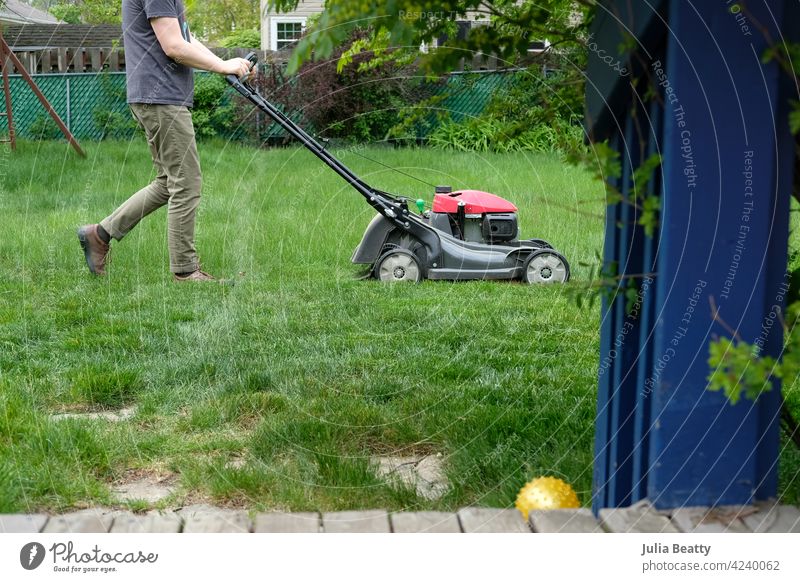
(0, 71, 128, 140)
(0, 70, 517, 142)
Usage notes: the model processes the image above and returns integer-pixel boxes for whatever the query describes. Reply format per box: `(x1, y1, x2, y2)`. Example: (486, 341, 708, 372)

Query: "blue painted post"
(590, 0, 798, 511)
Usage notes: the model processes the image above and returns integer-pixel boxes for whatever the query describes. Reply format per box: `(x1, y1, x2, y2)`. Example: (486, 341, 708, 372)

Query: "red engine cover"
(432, 190, 518, 214)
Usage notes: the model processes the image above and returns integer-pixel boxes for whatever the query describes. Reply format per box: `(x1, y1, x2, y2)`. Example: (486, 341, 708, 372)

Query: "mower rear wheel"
(523, 250, 570, 284)
(375, 249, 422, 283)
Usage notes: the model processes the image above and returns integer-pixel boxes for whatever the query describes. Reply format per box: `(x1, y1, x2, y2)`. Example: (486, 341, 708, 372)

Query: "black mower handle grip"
(225, 52, 258, 88)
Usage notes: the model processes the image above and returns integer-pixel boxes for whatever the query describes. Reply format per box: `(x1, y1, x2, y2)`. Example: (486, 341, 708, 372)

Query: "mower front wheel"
(522, 250, 570, 284)
(375, 249, 423, 283)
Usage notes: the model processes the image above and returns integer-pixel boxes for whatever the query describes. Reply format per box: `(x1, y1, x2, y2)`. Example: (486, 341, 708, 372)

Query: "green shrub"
(93, 109, 138, 139)
(220, 29, 261, 49)
(192, 74, 235, 139)
(429, 114, 584, 154)
(424, 67, 586, 154)
(250, 29, 434, 143)
(91, 71, 135, 139)
(28, 115, 61, 140)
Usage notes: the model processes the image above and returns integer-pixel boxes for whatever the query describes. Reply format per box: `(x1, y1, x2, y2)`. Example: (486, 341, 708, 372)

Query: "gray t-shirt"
(123, 0, 194, 107)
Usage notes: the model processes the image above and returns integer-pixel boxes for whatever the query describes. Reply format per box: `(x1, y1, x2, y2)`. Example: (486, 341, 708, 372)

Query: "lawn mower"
(227, 54, 570, 284)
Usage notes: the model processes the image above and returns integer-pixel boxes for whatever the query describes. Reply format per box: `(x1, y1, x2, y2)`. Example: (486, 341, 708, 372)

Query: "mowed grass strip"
(5, 138, 790, 513)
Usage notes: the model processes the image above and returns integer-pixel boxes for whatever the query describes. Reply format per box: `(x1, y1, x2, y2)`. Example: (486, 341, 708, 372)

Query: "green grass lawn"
(1, 139, 797, 514)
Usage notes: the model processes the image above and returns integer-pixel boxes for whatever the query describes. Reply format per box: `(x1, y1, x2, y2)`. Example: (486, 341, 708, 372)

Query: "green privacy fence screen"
(0, 72, 130, 140)
(0, 70, 520, 141)
(431, 70, 518, 124)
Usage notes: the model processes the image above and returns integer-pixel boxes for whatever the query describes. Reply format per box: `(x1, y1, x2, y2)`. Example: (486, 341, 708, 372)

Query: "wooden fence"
(1, 48, 284, 75)
(2, 46, 520, 75)
(3, 47, 125, 74)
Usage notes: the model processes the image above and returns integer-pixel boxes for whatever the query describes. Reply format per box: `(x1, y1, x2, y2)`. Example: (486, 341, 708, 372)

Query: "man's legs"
(83, 104, 204, 276)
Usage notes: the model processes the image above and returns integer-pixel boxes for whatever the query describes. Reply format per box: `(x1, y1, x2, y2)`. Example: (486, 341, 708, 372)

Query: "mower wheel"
(523, 250, 570, 284)
(375, 249, 422, 283)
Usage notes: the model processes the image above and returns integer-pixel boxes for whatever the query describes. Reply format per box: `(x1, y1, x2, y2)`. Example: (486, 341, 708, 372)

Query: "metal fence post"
(65, 76, 71, 132)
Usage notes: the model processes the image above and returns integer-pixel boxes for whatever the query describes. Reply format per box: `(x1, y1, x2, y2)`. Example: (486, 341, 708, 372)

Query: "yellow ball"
(515, 476, 580, 519)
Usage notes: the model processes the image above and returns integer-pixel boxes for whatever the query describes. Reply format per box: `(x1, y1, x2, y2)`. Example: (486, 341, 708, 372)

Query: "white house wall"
(261, 0, 325, 51)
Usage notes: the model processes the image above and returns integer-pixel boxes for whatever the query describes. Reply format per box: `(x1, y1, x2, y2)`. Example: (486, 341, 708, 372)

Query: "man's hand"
(220, 58, 253, 78)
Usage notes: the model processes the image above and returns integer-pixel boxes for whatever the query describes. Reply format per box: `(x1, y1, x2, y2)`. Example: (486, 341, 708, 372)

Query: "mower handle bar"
(224, 53, 445, 264)
(225, 53, 386, 201)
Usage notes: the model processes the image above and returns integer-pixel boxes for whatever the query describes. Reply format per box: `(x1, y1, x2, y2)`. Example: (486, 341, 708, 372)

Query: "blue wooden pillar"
(588, 0, 798, 511)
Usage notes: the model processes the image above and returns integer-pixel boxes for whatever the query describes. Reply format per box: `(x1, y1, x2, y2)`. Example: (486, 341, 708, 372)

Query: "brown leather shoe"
(173, 269, 217, 282)
(77, 224, 110, 275)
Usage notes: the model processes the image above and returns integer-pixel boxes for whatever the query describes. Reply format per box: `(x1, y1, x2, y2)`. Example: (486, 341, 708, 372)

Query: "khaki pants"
(100, 104, 202, 274)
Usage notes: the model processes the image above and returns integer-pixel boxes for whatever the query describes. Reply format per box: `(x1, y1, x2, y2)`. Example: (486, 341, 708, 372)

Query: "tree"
(46, 1, 121, 24)
(267, 0, 591, 74)
(184, 0, 259, 44)
(50, 2, 81, 24)
(78, 0, 119, 23)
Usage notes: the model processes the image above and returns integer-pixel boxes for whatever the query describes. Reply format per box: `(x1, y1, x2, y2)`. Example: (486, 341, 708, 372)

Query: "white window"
(528, 39, 551, 53)
(270, 17, 307, 51)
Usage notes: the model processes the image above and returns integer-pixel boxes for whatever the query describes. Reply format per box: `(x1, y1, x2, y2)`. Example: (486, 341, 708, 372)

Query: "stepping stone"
(112, 477, 175, 503)
(671, 506, 752, 533)
(51, 407, 136, 422)
(457, 507, 530, 533)
(0, 514, 48, 533)
(742, 503, 800, 533)
(391, 511, 462, 533)
(179, 504, 251, 533)
(529, 508, 604, 533)
(373, 454, 448, 500)
(254, 512, 320, 533)
(322, 510, 391, 533)
(43, 509, 118, 533)
(599, 501, 678, 533)
(110, 511, 182, 533)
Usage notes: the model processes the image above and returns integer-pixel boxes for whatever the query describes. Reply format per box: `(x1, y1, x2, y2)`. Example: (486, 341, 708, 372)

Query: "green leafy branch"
(707, 297, 800, 448)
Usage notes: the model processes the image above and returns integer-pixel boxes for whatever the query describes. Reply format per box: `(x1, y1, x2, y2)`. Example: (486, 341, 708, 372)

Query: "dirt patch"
(225, 455, 247, 470)
(372, 454, 449, 500)
(188, 451, 250, 471)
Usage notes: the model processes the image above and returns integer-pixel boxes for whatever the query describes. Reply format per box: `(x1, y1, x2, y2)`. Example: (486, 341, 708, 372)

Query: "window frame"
(270, 16, 307, 51)
(528, 39, 551, 53)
